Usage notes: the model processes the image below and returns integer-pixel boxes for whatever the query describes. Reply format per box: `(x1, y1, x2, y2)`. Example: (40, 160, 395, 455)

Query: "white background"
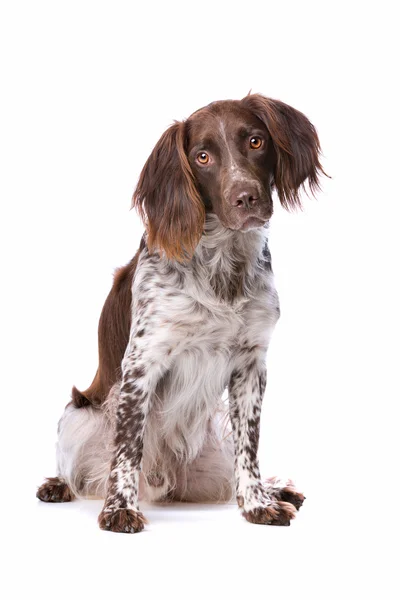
(1, 1, 399, 598)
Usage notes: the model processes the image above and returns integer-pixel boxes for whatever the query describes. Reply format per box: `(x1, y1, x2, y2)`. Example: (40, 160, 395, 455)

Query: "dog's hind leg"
(37, 385, 118, 503)
(36, 402, 79, 503)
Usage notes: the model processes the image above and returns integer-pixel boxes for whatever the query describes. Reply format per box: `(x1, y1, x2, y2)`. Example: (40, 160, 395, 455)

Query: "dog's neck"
(197, 213, 269, 268)
(191, 214, 271, 303)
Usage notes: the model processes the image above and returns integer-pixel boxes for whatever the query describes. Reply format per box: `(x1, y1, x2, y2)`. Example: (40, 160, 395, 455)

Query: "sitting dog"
(37, 94, 324, 533)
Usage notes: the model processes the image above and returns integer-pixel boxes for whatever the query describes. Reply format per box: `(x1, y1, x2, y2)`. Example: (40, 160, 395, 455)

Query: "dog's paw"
(243, 500, 297, 526)
(36, 477, 74, 503)
(237, 481, 298, 526)
(98, 508, 148, 534)
(264, 476, 305, 511)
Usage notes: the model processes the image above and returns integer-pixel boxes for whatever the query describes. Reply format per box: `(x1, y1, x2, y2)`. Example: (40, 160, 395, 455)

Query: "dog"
(37, 93, 324, 533)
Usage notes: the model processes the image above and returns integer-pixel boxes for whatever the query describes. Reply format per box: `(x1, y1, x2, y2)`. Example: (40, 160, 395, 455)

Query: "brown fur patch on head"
(132, 121, 205, 262)
(241, 94, 327, 209)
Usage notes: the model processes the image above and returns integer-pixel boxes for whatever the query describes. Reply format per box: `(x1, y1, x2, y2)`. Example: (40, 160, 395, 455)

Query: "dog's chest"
(149, 283, 277, 459)
(135, 239, 278, 459)
(158, 263, 274, 367)
(134, 238, 279, 357)
(152, 304, 244, 457)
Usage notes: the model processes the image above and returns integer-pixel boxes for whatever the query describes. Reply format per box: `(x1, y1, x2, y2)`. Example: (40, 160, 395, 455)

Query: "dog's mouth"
(239, 216, 269, 231)
(224, 215, 269, 232)
(216, 206, 272, 232)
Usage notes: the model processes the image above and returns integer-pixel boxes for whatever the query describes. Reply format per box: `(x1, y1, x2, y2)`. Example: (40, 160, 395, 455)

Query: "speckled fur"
(39, 215, 305, 531)
(37, 94, 322, 531)
(99, 215, 301, 530)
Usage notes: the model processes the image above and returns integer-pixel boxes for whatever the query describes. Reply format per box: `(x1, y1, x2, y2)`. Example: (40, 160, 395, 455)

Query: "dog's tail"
(71, 386, 92, 408)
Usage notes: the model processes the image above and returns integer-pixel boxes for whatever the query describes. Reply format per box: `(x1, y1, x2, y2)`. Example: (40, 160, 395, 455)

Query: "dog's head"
(133, 94, 324, 261)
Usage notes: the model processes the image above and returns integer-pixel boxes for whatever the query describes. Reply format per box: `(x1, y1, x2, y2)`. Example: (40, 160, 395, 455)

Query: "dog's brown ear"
(242, 94, 325, 209)
(132, 121, 205, 261)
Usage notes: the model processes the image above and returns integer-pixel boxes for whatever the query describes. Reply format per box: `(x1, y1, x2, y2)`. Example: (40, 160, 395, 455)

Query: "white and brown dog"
(37, 94, 324, 533)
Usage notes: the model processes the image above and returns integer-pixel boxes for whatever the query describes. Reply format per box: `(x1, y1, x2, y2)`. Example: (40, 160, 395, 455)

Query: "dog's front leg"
(98, 338, 170, 534)
(228, 352, 299, 526)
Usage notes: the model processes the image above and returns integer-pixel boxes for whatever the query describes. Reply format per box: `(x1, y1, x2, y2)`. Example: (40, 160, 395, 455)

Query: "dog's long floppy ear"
(241, 94, 325, 209)
(132, 121, 205, 262)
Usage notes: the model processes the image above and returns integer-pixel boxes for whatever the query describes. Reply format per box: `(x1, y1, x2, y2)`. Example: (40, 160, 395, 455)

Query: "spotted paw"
(264, 476, 305, 511)
(36, 477, 74, 503)
(98, 508, 148, 534)
(243, 500, 297, 526)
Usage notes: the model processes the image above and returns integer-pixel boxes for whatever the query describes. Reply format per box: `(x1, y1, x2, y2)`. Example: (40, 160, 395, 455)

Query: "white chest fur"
(132, 216, 279, 462)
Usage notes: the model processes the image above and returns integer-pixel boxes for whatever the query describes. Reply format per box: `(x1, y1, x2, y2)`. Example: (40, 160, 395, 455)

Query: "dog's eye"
(250, 136, 262, 149)
(197, 152, 210, 165)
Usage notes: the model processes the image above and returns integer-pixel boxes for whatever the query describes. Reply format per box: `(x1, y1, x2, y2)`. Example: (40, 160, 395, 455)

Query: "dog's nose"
(230, 186, 259, 209)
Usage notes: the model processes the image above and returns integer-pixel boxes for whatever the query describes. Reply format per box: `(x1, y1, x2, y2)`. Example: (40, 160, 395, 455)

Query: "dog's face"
(133, 94, 324, 260)
(186, 102, 275, 231)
